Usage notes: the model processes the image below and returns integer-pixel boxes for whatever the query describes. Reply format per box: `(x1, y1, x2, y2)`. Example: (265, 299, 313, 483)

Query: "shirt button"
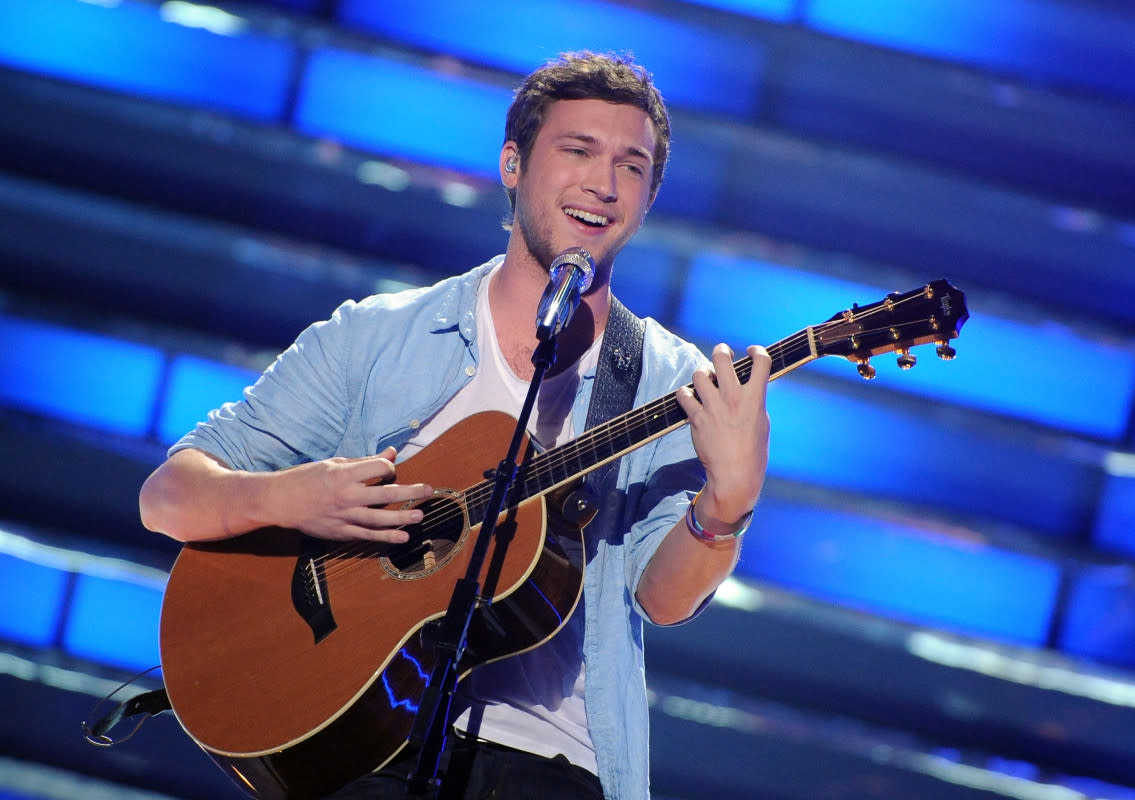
(465, 365, 476, 376)
(409, 419, 421, 429)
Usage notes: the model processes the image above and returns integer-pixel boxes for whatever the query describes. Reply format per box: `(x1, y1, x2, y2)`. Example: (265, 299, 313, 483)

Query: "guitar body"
(159, 411, 588, 799)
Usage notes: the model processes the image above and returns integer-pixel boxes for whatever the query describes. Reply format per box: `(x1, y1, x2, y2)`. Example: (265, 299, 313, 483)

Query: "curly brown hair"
(503, 51, 671, 213)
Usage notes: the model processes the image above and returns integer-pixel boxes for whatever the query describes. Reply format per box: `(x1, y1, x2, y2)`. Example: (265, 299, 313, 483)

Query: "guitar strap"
(582, 295, 646, 491)
(83, 684, 171, 746)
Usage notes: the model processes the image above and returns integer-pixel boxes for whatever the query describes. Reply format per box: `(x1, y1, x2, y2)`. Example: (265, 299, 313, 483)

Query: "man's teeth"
(565, 208, 609, 227)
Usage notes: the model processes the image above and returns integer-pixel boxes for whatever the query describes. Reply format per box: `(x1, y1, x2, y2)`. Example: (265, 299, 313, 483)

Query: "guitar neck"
(459, 277, 970, 522)
(506, 326, 820, 504)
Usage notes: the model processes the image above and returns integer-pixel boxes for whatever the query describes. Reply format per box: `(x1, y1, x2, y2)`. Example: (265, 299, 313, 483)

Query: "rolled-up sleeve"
(620, 322, 711, 625)
(171, 300, 359, 472)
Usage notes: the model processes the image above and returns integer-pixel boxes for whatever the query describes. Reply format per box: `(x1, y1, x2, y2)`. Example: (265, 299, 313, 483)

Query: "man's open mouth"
(564, 207, 609, 227)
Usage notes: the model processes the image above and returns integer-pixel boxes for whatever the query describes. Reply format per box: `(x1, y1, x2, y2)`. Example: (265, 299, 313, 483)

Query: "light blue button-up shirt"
(175, 257, 710, 799)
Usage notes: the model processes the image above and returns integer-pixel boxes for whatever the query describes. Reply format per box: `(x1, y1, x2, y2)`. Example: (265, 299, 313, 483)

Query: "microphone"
(535, 247, 595, 341)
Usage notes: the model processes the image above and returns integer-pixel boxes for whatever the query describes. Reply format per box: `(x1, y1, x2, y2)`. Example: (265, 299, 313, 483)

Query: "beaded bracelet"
(684, 491, 753, 543)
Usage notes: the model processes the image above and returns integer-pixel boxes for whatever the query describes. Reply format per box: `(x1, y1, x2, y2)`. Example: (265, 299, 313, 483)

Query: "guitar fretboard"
(459, 327, 819, 525)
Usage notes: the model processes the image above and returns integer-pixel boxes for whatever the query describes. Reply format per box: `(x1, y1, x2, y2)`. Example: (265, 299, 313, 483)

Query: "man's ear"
(500, 142, 520, 188)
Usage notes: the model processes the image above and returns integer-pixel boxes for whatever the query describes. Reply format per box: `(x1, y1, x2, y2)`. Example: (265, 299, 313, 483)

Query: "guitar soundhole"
(380, 490, 470, 579)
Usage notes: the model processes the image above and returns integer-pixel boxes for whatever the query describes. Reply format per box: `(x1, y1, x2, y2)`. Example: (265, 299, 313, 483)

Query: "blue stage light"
(677, 255, 1135, 440)
(610, 243, 681, 319)
(335, 0, 764, 117)
(1094, 473, 1135, 558)
(63, 571, 164, 673)
(159, 355, 258, 445)
(294, 50, 511, 176)
(1059, 564, 1135, 670)
(0, 0, 295, 119)
(0, 316, 163, 437)
(0, 552, 69, 648)
(805, 0, 1135, 101)
(651, 129, 732, 220)
(681, 0, 796, 20)
(739, 500, 1062, 645)
(764, 380, 1097, 538)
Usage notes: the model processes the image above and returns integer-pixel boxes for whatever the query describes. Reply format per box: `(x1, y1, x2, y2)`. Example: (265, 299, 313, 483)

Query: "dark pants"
(323, 739, 606, 800)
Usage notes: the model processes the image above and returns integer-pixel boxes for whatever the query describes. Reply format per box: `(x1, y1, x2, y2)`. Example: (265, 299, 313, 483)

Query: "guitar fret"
(477, 329, 834, 516)
(466, 315, 932, 526)
(497, 346, 807, 510)
(769, 338, 809, 376)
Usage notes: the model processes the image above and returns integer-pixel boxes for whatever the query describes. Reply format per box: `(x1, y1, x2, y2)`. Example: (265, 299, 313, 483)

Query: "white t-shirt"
(401, 266, 600, 774)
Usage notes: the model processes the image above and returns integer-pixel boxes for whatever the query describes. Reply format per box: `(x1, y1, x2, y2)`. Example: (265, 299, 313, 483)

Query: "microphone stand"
(406, 332, 560, 797)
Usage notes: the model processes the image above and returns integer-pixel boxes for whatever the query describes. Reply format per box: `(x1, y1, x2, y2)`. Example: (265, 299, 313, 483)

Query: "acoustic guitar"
(159, 280, 968, 798)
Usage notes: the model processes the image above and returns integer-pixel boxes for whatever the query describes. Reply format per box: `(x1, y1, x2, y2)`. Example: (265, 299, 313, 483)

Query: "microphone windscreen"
(549, 247, 595, 292)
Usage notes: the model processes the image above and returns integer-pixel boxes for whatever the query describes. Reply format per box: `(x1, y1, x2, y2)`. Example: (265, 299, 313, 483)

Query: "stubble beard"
(515, 211, 620, 289)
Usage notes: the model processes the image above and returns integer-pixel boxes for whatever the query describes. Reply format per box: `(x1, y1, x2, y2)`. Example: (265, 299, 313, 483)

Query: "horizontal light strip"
(804, 0, 1135, 101)
(1093, 473, 1135, 557)
(739, 500, 1063, 644)
(649, 674, 1105, 800)
(0, 318, 261, 447)
(294, 50, 511, 176)
(678, 254, 1135, 441)
(336, 0, 764, 117)
(158, 355, 258, 445)
(711, 577, 765, 612)
(765, 380, 1097, 537)
(0, 0, 295, 119)
(0, 651, 125, 701)
(0, 754, 180, 800)
(0, 304, 1102, 538)
(679, 0, 796, 20)
(0, 527, 167, 671)
(62, 571, 164, 673)
(908, 631, 1135, 709)
(0, 553, 69, 648)
(1058, 562, 1135, 669)
(0, 315, 164, 437)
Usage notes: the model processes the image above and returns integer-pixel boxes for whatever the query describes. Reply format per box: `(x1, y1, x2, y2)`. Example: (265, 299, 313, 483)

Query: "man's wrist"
(685, 490, 753, 543)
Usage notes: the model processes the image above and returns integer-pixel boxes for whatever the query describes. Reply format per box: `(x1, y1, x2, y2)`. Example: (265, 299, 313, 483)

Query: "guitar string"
(312, 294, 948, 577)
(478, 289, 951, 503)
(388, 298, 939, 538)
(312, 302, 946, 581)
(317, 318, 813, 571)
(313, 303, 946, 584)
(311, 329, 788, 581)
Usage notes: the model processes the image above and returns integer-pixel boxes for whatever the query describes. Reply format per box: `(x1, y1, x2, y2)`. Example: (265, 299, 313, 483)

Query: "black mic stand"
(406, 333, 560, 798)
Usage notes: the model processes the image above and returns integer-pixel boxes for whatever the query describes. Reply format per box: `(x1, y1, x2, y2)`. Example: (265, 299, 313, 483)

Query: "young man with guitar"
(140, 52, 771, 800)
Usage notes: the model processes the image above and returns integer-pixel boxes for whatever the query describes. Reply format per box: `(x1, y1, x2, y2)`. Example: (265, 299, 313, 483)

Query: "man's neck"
(490, 254, 611, 380)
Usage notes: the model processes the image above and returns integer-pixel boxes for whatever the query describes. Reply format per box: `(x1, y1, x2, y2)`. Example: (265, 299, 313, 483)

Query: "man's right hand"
(273, 446, 433, 543)
(139, 445, 433, 544)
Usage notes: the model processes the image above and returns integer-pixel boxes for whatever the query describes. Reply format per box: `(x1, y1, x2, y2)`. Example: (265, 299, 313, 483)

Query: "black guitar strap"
(582, 295, 646, 491)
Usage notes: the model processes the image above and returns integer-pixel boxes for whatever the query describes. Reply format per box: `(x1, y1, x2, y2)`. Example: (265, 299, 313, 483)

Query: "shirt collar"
(429, 256, 503, 340)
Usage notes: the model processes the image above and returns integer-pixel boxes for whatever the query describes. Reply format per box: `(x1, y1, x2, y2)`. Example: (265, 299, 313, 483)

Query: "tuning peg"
(856, 360, 877, 380)
(936, 342, 957, 360)
(895, 348, 917, 370)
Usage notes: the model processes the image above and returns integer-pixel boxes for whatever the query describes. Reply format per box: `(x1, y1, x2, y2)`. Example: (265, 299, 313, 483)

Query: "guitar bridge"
(291, 536, 338, 644)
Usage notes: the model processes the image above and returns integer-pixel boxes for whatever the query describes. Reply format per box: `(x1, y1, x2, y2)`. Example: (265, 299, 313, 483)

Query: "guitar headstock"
(814, 279, 969, 379)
